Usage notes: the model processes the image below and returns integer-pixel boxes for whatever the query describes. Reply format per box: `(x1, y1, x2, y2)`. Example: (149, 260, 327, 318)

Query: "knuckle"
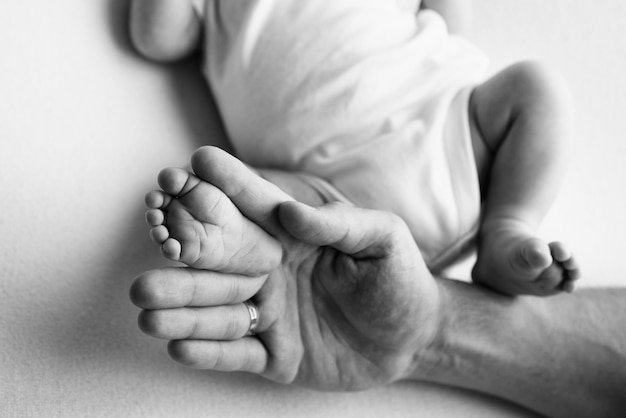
(222, 308, 244, 340)
(210, 342, 227, 370)
(223, 279, 241, 305)
(240, 345, 255, 371)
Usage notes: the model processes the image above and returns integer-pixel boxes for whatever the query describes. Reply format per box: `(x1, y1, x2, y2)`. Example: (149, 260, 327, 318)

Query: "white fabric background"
(1, 1, 624, 416)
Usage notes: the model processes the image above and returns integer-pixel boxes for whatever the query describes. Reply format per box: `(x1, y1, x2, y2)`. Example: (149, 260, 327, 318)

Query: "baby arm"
(420, 0, 473, 34)
(129, 0, 202, 62)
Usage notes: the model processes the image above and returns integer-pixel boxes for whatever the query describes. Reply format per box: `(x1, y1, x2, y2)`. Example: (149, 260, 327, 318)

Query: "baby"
(131, 0, 580, 295)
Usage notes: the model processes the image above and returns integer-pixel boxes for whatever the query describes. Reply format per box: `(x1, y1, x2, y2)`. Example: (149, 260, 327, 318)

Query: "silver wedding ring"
(243, 300, 259, 336)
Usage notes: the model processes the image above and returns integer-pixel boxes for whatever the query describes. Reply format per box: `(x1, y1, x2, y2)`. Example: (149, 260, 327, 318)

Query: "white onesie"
(193, 0, 488, 272)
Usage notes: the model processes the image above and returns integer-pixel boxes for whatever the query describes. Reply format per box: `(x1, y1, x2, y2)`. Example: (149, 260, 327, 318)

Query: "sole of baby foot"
(190, 146, 296, 239)
(145, 166, 282, 276)
(472, 228, 561, 296)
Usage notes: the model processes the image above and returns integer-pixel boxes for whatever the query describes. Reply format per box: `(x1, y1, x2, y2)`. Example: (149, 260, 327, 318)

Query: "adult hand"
(131, 148, 626, 417)
(132, 173, 440, 390)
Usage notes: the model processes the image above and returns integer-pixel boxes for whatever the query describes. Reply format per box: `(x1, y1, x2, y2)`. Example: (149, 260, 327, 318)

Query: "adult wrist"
(401, 278, 626, 417)
(403, 276, 455, 383)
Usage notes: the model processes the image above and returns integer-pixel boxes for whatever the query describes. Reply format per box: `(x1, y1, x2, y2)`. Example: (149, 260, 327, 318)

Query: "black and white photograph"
(2, 1, 625, 416)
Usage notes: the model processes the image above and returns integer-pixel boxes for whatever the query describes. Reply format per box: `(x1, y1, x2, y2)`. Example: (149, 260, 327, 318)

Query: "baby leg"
(469, 62, 581, 296)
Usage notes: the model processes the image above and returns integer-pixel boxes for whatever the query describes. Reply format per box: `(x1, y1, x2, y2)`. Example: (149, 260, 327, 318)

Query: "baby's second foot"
(145, 167, 282, 275)
(472, 223, 581, 296)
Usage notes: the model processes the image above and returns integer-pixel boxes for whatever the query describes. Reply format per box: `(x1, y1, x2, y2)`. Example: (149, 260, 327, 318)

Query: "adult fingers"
(130, 267, 266, 309)
(278, 201, 410, 258)
(138, 302, 260, 340)
(168, 338, 267, 374)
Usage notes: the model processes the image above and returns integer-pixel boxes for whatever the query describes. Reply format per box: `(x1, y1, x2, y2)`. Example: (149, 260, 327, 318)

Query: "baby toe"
(560, 278, 577, 293)
(145, 209, 165, 226)
(533, 264, 563, 291)
(145, 190, 172, 209)
(150, 225, 169, 245)
(161, 238, 182, 262)
(158, 168, 200, 198)
(549, 241, 572, 262)
(519, 238, 552, 272)
(561, 256, 579, 271)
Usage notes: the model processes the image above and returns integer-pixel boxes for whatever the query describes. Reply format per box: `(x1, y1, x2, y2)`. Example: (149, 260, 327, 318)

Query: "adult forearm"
(411, 279, 626, 417)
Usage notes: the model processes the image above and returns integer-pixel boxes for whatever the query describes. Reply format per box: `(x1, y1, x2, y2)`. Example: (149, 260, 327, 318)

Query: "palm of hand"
(254, 203, 440, 391)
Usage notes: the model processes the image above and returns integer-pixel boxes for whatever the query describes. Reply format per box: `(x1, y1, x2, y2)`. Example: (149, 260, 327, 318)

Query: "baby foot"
(472, 223, 581, 296)
(145, 167, 283, 276)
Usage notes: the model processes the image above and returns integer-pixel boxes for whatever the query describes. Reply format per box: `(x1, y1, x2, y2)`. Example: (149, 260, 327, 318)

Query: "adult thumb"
(277, 201, 408, 257)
